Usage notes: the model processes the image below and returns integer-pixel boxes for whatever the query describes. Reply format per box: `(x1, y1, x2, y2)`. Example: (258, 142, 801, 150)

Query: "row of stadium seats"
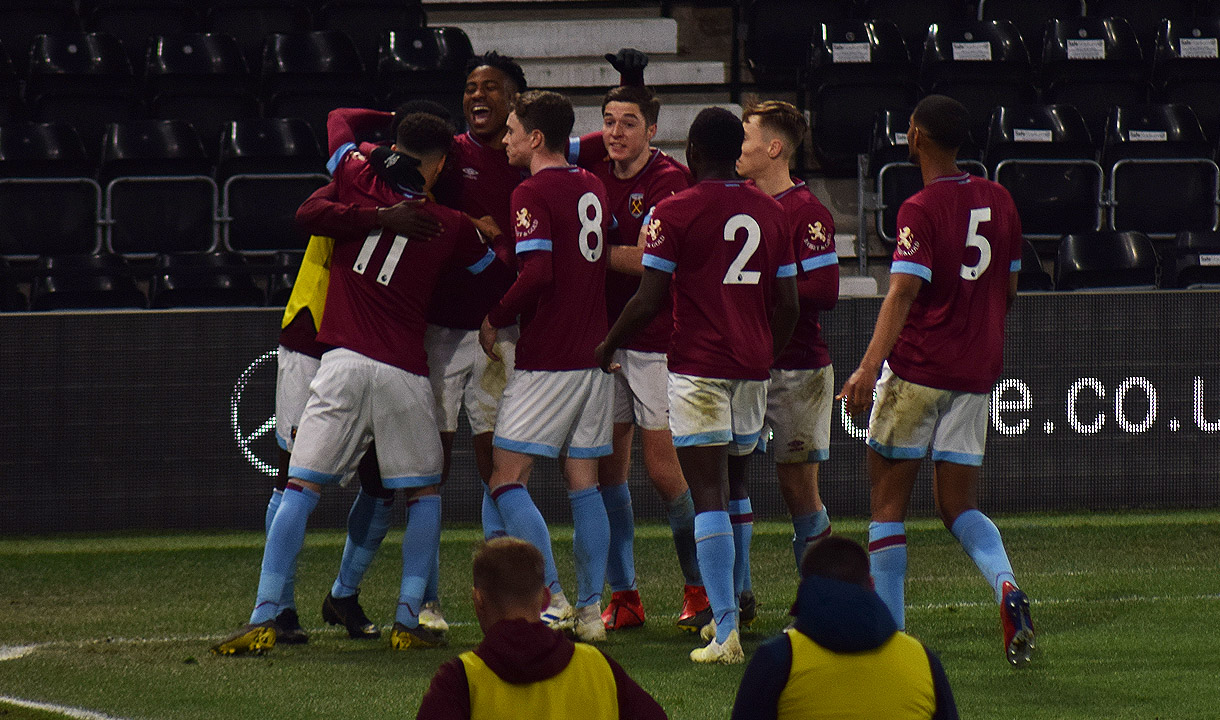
(0, 28, 472, 160)
(0, 118, 329, 258)
(1019, 230, 1220, 291)
(868, 104, 1220, 242)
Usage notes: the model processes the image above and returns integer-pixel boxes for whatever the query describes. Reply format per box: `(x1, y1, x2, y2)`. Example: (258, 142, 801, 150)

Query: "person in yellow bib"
(730, 536, 958, 720)
(416, 537, 666, 720)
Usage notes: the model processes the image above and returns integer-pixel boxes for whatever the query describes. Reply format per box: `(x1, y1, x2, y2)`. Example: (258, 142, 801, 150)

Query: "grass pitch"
(2, 511, 1218, 719)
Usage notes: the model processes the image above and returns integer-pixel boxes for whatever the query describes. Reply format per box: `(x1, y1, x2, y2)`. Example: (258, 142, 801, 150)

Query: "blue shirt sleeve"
(730, 634, 791, 720)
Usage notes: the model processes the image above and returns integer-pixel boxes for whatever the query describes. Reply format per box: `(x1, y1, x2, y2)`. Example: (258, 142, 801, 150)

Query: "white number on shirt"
(577, 192, 604, 262)
(723, 214, 762, 285)
(960, 207, 992, 281)
(353, 230, 409, 286)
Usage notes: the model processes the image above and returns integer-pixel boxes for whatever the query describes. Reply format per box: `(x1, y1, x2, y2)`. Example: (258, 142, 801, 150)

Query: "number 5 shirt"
(641, 179, 796, 381)
(485, 165, 611, 372)
(888, 172, 1023, 394)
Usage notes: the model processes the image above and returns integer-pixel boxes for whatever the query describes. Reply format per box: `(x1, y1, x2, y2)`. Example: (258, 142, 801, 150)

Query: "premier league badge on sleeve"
(629, 192, 645, 218)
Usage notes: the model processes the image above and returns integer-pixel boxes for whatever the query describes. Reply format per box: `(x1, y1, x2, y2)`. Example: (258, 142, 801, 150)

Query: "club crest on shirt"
(515, 207, 538, 237)
(463, 167, 479, 179)
(897, 226, 919, 256)
(805, 221, 830, 252)
(644, 218, 664, 249)
(629, 192, 645, 218)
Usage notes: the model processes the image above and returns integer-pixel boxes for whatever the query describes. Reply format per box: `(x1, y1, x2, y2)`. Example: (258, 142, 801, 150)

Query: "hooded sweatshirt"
(416, 618, 667, 720)
(730, 576, 958, 720)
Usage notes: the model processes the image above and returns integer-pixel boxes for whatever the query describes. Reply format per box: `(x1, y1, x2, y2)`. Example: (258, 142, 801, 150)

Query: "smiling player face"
(602, 101, 655, 167)
(464, 66, 516, 142)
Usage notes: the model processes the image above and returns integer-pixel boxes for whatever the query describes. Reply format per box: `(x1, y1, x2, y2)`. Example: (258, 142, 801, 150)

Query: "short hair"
(395, 112, 454, 157)
(799, 536, 872, 588)
(602, 85, 660, 127)
(466, 50, 528, 94)
(393, 99, 454, 135)
(472, 537, 545, 609)
(513, 90, 575, 153)
(742, 99, 807, 156)
(911, 94, 970, 151)
(688, 106, 745, 164)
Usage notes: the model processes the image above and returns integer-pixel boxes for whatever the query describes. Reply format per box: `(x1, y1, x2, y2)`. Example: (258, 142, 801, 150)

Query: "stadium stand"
(1018, 238, 1054, 291)
(1038, 16, 1149, 139)
(1152, 17, 1220, 143)
(28, 251, 146, 310)
(149, 249, 265, 308)
(204, 0, 312, 71)
(0, 45, 24, 127)
(267, 248, 305, 306)
(259, 30, 376, 142)
(313, 0, 427, 72)
(377, 26, 473, 123)
(0, 257, 27, 311)
(860, 0, 972, 58)
(80, 0, 203, 73)
(976, 0, 1083, 55)
(1055, 229, 1159, 290)
(1162, 229, 1220, 289)
(0, 0, 81, 76)
(742, 0, 855, 89)
(1085, 0, 1193, 52)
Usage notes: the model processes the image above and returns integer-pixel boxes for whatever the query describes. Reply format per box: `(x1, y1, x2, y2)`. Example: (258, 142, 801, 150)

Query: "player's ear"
(647, 123, 657, 142)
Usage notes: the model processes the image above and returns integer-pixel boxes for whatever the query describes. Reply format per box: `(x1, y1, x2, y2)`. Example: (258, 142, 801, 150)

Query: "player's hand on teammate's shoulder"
(605, 47, 648, 86)
(377, 201, 442, 240)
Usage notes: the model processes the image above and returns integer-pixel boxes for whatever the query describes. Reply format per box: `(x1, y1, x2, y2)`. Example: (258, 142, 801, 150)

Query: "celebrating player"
(479, 90, 614, 643)
(837, 94, 1036, 667)
(735, 100, 839, 576)
(596, 107, 799, 663)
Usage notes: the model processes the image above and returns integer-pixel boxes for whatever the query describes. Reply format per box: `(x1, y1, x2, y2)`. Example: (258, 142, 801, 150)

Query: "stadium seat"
(0, 121, 102, 258)
(99, 119, 218, 256)
(919, 20, 1036, 146)
(205, 0, 312, 71)
(743, 0, 855, 89)
(0, 45, 24, 127)
(260, 30, 376, 141)
(378, 26, 472, 119)
(1039, 17, 1150, 139)
(1151, 18, 1220, 142)
(976, 0, 1083, 57)
(984, 104, 1104, 239)
(267, 249, 304, 306)
(1085, 0, 1192, 51)
(149, 250, 265, 307)
(860, 0, 972, 58)
(29, 252, 146, 310)
(25, 32, 142, 163)
(218, 118, 329, 255)
(0, 257, 28, 311)
(145, 32, 259, 158)
(80, 0, 202, 72)
(1017, 237, 1054, 290)
(0, 1, 81, 76)
(1162, 230, 1220, 288)
(313, 0, 426, 72)
(1055, 230, 1158, 290)
(807, 20, 918, 177)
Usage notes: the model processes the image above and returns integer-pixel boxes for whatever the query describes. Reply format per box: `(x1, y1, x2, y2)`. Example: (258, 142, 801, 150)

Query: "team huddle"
(210, 48, 1036, 681)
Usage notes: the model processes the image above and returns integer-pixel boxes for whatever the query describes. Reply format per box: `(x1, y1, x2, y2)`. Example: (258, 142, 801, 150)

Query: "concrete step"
(519, 57, 726, 89)
(444, 17, 678, 58)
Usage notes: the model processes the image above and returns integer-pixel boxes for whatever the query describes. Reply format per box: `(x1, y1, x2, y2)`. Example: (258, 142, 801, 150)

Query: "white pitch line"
(0, 695, 134, 720)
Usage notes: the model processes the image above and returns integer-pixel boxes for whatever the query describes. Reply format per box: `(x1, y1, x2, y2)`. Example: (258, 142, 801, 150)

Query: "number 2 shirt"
(889, 172, 1023, 393)
(642, 179, 796, 381)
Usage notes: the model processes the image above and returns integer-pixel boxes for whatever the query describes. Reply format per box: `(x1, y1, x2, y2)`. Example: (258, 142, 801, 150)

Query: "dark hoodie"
(730, 576, 958, 720)
(416, 619, 667, 720)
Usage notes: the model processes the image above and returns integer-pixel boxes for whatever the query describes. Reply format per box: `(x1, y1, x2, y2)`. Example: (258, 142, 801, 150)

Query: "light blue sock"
(602, 483, 636, 592)
(396, 495, 441, 628)
(729, 498, 754, 596)
(791, 507, 832, 570)
(951, 509, 1017, 603)
(265, 489, 297, 609)
(868, 521, 907, 629)
(667, 490, 701, 585)
(251, 484, 318, 624)
(493, 484, 562, 595)
(571, 487, 610, 608)
(695, 511, 737, 644)
(423, 545, 440, 605)
(331, 490, 394, 599)
(481, 483, 507, 539)
(265, 489, 282, 534)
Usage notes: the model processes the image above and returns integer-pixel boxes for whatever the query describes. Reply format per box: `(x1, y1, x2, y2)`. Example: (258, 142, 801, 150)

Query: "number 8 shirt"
(642, 179, 796, 381)
(486, 165, 611, 371)
(888, 172, 1023, 394)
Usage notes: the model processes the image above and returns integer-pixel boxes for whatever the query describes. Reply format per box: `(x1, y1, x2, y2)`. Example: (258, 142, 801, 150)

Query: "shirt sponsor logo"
(805, 221, 830, 252)
(515, 207, 538, 238)
(629, 192, 645, 218)
(644, 218, 664, 249)
(897, 226, 919, 256)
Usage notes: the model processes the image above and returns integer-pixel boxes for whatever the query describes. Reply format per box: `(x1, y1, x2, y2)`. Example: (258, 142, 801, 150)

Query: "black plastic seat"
(205, 0, 312, 71)
(25, 32, 141, 162)
(1152, 18, 1220, 142)
(860, 0, 972, 58)
(0, 45, 24, 126)
(0, 121, 101, 258)
(378, 26, 473, 115)
(150, 250, 264, 307)
(218, 118, 328, 255)
(81, 0, 202, 72)
(145, 32, 259, 157)
(1101, 104, 1218, 237)
(100, 119, 218, 256)
(0, 1, 81, 77)
(976, 0, 1083, 56)
(29, 252, 146, 310)
(1055, 230, 1158, 290)
(1085, 0, 1192, 52)
(920, 20, 1035, 146)
(1017, 238, 1053, 290)
(314, 0, 425, 72)
(260, 31, 375, 141)
(1039, 17, 1149, 139)
(807, 20, 919, 176)
(0, 257, 28, 310)
(267, 248, 305, 306)
(743, 0, 855, 89)
(984, 104, 1104, 238)
(1162, 230, 1220, 288)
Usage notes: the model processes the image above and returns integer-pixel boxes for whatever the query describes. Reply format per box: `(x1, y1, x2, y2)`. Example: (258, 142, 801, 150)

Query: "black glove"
(605, 47, 649, 87)
(368, 145, 426, 193)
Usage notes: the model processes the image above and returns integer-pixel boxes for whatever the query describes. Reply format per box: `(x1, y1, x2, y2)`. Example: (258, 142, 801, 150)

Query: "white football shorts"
(275, 345, 321, 453)
(668, 372, 768, 456)
(611, 349, 670, 431)
(867, 362, 988, 466)
(762, 365, 834, 464)
(288, 348, 443, 488)
(494, 368, 613, 459)
(425, 323, 518, 435)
